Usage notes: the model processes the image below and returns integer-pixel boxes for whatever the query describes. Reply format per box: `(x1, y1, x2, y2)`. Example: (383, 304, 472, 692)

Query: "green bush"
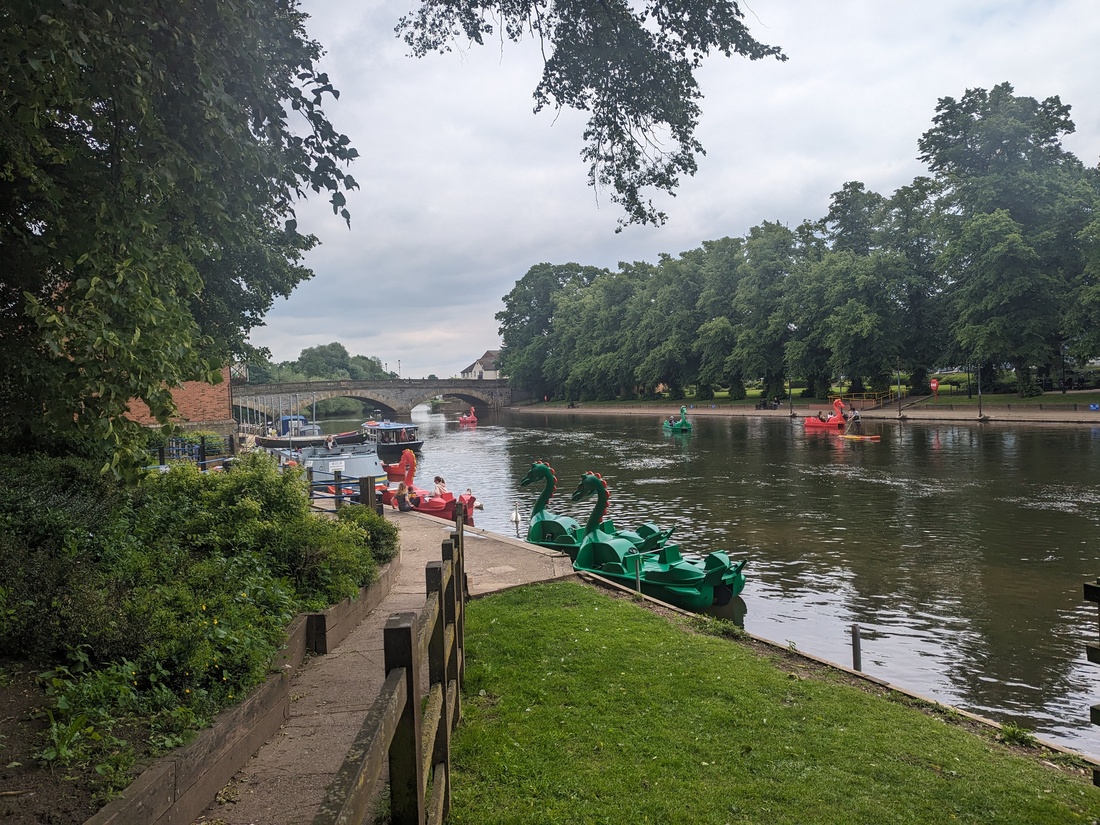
(337, 504, 400, 564)
(0, 449, 400, 791)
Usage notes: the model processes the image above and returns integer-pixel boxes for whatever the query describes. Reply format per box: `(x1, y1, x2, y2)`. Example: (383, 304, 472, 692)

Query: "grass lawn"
(450, 582, 1100, 825)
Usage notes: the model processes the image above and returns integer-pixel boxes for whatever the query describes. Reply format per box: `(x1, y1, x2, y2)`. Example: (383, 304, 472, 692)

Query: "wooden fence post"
(443, 536, 465, 688)
(1084, 579, 1100, 786)
(385, 612, 424, 823)
(360, 476, 377, 512)
(425, 561, 452, 820)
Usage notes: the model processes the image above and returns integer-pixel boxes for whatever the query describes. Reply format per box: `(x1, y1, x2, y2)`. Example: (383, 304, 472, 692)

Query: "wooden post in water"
(851, 624, 862, 672)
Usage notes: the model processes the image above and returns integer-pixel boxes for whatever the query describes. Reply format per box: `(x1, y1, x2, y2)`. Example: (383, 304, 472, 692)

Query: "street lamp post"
(897, 361, 903, 417)
(977, 363, 983, 418)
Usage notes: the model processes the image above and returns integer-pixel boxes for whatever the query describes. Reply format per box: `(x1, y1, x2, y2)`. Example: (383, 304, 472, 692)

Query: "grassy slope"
(451, 582, 1100, 825)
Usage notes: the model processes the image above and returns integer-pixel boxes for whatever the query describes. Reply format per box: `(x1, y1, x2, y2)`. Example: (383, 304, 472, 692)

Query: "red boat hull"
(378, 485, 477, 525)
(803, 417, 845, 430)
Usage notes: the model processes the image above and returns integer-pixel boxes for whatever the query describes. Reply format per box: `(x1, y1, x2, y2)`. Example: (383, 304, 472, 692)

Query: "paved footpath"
(195, 511, 573, 825)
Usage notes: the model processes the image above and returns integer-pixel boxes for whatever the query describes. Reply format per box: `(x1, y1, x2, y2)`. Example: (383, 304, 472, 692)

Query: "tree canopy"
(1, 0, 357, 472)
(497, 83, 1100, 401)
(2, 0, 785, 473)
(399, 0, 785, 229)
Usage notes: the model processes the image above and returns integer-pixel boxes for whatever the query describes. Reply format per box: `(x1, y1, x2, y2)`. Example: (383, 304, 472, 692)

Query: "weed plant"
(452, 582, 1100, 824)
(0, 450, 397, 798)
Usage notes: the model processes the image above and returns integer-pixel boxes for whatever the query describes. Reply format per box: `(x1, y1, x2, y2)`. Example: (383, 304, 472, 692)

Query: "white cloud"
(249, 0, 1100, 378)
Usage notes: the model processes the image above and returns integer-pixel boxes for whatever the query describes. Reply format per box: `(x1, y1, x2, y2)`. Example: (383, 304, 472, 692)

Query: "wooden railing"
(313, 505, 467, 825)
(305, 470, 384, 514)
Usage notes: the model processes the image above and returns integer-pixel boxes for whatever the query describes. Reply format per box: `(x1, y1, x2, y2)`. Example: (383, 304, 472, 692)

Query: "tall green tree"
(2, 0, 357, 471)
(940, 210, 1060, 393)
(819, 181, 886, 256)
(694, 237, 747, 398)
(880, 177, 947, 392)
(918, 82, 1095, 392)
(733, 222, 799, 401)
(296, 343, 354, 380)
(497, 263, 604, 400)
(400, 0, 785, 229)
(632, 250, 707, 399)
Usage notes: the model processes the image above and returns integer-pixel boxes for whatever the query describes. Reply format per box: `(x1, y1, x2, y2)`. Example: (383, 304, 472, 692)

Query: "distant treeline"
(496, 83, 1100, 402)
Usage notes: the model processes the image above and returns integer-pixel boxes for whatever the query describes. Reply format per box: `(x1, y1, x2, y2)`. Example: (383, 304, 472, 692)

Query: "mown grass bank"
(451, 582, 1100, 824)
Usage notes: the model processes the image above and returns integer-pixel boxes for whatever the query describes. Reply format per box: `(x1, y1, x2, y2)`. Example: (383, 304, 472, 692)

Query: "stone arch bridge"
(231, 378, 524, 418)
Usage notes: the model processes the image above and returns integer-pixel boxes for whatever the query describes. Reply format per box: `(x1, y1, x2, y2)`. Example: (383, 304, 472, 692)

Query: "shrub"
(337, 505, 400, 564)
(1, 448, 399, 788)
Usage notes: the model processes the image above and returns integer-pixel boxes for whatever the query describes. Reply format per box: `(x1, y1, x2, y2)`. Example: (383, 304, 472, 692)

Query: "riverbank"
(510, 397, 1100, 425)
(451, 581, 1100, 824)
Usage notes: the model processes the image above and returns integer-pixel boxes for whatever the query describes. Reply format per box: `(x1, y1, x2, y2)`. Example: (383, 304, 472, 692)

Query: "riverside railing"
(313, 504, 468, 825)
(304, 467, 384, 514)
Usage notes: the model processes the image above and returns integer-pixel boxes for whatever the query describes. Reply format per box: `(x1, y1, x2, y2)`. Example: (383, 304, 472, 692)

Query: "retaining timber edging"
(84, 556, 401, 825)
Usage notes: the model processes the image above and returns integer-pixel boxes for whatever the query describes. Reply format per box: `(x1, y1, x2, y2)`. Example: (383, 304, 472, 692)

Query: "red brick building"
(127, 367, 236, 436)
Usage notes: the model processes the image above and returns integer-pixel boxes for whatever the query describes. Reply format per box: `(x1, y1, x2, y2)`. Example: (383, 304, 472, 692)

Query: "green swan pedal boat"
(520, 461, 675, 560)
(662, 405, 692, 433)
(569, 470, 746, 611)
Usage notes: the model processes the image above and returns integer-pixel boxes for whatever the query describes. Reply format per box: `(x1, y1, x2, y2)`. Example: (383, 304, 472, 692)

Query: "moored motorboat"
(255, 429, 368, 450)
(361, 419, 424, 461)
(804, 398, 847, 430)
(661, 405, 692, 433)
(269, 441, 386, 481)
(568, 471, 746, 610)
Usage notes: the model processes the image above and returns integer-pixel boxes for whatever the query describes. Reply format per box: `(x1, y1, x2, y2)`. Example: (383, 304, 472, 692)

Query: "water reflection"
(320, 408, 1100, 757)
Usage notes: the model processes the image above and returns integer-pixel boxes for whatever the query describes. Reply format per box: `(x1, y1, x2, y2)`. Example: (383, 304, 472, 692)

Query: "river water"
(322, 407, 1100, 758)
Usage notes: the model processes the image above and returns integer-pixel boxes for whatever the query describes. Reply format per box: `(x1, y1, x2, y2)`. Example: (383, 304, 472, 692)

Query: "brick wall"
(128, 367, 235, 434)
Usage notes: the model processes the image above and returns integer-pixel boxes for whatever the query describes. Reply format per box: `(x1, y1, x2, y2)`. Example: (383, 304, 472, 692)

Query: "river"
(322, 407, 1100, 758)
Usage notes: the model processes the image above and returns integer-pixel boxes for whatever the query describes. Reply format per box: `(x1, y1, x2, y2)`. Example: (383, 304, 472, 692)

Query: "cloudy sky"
(248, 1, 1100, 379)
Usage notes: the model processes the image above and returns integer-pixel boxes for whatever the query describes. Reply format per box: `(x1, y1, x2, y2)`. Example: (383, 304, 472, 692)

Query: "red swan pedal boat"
(377, 484, 477, 525)
(803, 398, 847, 430)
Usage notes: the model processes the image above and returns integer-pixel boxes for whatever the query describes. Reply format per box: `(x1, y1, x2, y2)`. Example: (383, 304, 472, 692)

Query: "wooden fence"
(313, 505, 468, 825)
(1084, 578, 1100, 785)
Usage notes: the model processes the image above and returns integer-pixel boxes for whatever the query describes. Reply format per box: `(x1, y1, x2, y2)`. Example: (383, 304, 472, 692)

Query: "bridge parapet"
(232, 378, 513, 417)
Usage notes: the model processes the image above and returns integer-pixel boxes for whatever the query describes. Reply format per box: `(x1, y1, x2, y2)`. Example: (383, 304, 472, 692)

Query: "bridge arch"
(231, 378, 517, 419)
